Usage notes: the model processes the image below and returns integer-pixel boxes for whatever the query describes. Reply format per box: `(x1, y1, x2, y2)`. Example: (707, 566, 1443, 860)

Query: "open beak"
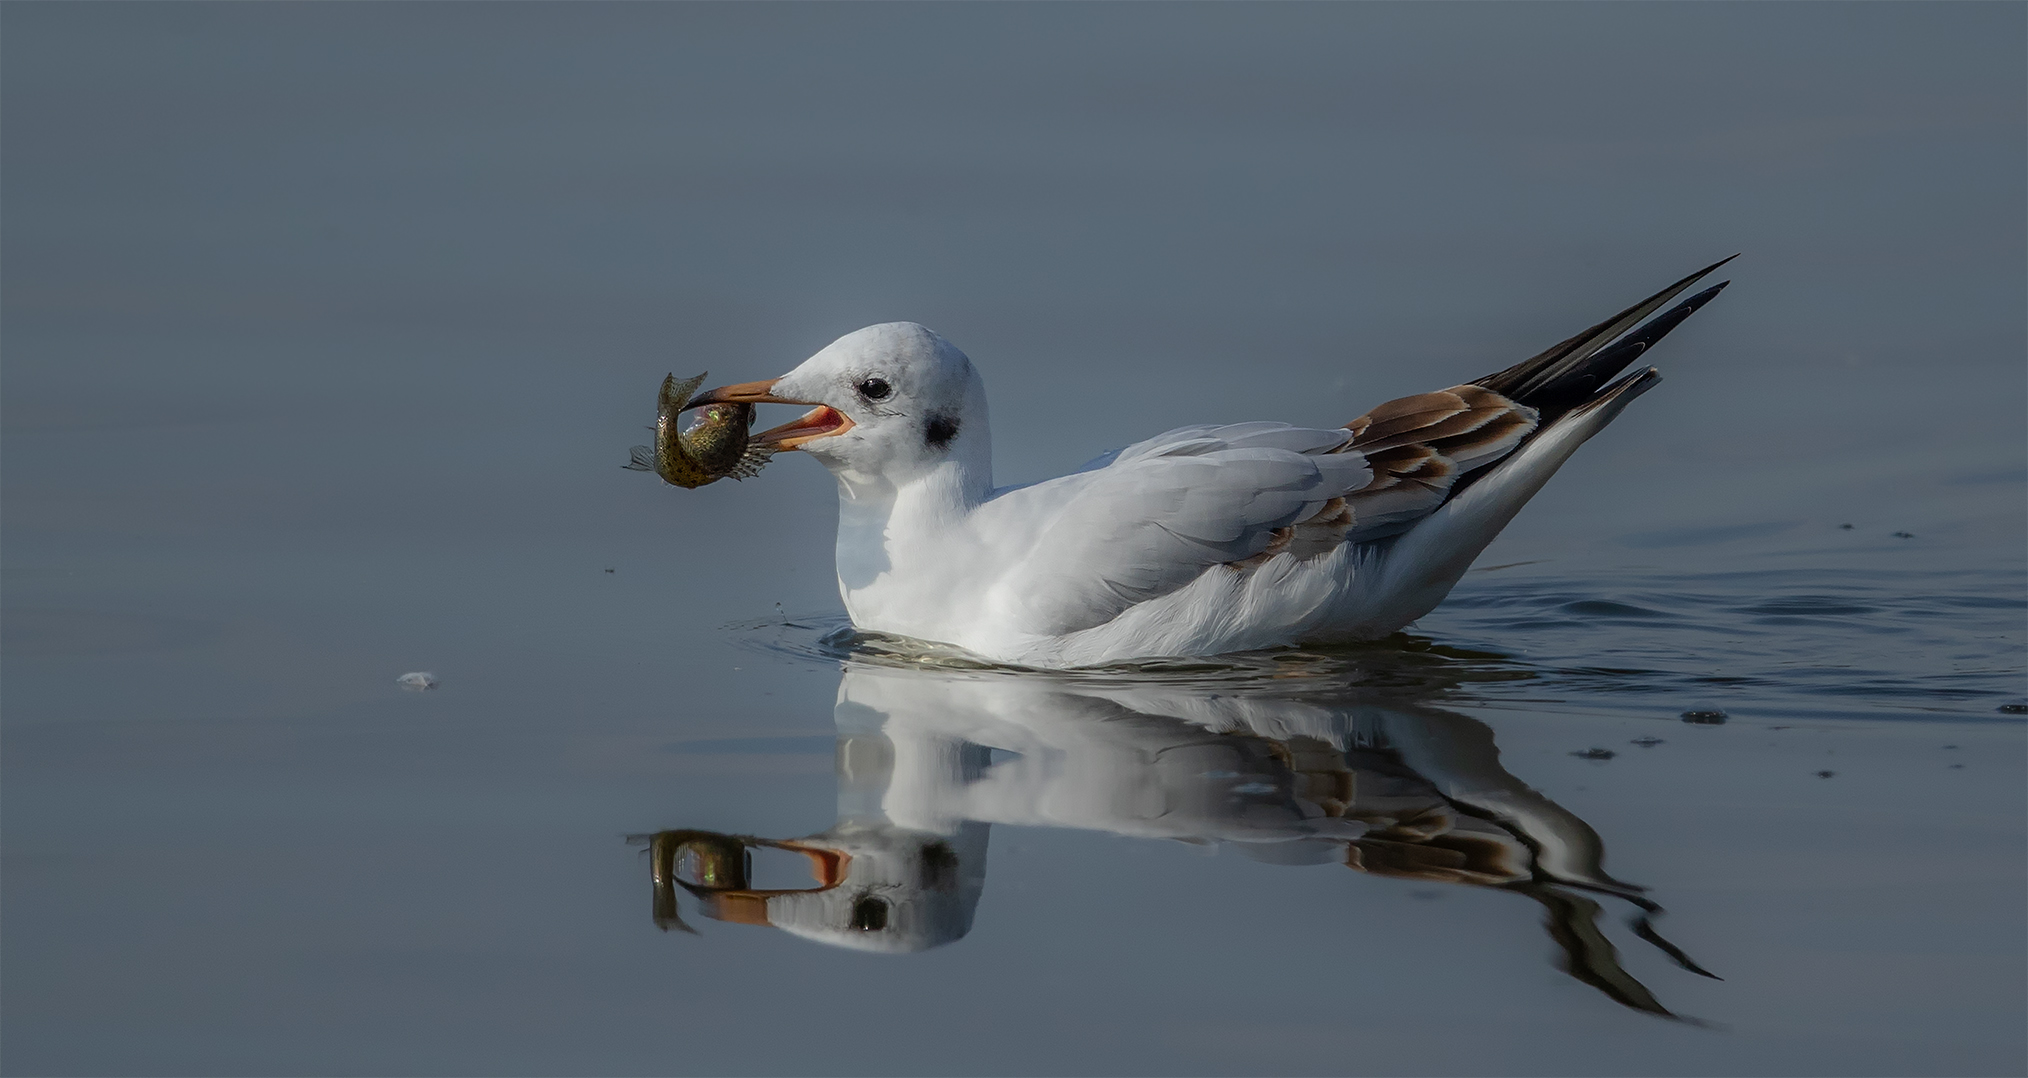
(754, 407, 854, 450)
(685, 377, 855, 451)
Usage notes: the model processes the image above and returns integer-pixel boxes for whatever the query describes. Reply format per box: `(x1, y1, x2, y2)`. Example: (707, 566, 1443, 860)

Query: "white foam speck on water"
(396, 671, 438, 691)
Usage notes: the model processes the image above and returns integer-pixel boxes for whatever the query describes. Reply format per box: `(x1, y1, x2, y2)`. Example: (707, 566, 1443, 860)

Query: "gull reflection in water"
(630, 661, 1717, 1019)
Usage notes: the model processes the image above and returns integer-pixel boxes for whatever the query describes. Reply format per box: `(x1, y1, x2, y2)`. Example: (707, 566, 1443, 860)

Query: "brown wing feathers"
(1335, 386, 1537, 542)
(1333, 258, 1734, 546)
(1221, 260, 1732, 567)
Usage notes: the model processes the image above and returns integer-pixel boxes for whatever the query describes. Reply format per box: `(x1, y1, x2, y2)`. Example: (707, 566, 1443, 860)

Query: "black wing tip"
(1626, 254, 1737, 308)
(1685, 279, 1730, 306)
(1683, 254, 1739, 282)
(1663, 255, 1737, 296)
(1501, 267, 1731, 419)
(1563, 365, 1662, 420)
(1473, 256, 1737, 399)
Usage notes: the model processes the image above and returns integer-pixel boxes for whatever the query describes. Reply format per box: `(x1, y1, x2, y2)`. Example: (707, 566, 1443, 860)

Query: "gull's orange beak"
(685, 377, 856, 451)
(682, 378, 800, 410)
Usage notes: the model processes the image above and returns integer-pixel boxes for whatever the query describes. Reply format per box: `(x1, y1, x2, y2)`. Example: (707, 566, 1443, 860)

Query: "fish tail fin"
(661, 373, 709, 419)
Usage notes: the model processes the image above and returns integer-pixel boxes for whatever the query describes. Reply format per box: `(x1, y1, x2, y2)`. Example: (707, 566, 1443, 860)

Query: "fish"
(635, 829, 755, 934)
(624, 372, 774, 488)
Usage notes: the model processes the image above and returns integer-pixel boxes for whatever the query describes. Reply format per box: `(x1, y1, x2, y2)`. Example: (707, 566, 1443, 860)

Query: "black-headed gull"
(688, 259, 1731, 667)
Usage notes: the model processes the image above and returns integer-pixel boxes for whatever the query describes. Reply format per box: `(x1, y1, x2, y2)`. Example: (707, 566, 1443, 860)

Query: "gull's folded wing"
(1338, 384, 1541, 543)
(1474, 255, 1734, 415)
(1333, 260, 1734, 549)
(1316, 260, 1732, 634)
(987, 424, 1371, 636)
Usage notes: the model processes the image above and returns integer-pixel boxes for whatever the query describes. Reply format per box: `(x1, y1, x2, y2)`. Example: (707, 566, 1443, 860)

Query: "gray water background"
(4, 4, 2024, 1075)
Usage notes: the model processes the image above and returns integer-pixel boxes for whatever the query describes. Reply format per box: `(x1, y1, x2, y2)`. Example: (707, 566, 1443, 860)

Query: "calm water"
(4, 5, 2024, 1076)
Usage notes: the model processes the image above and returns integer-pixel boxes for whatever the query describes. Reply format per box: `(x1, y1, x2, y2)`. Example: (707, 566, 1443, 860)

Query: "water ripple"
(730, 567, 2027, 722)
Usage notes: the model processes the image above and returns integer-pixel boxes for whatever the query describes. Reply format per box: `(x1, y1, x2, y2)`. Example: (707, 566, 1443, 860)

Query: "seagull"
(687, 258, 1732, 668)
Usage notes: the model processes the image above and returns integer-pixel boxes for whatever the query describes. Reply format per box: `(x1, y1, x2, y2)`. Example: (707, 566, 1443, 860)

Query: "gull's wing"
(1337, 384, 1541, 543)
(986, 424, 1371, 636)
(1328, 260, 1733, 633)
(1473, 255, 1734, 416)
(1334, 261, 1734, 546)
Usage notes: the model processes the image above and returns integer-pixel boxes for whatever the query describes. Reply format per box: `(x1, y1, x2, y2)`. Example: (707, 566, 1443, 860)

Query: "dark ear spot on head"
(920, 840, 959, 891)
(925, 414, 960, 449)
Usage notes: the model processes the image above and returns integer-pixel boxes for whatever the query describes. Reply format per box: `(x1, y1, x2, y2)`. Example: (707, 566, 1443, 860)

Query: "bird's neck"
(833, 453, 992, 639)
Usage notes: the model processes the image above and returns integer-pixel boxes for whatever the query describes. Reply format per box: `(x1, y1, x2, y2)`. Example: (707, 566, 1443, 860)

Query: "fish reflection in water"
(630, 666, 1717, 1019)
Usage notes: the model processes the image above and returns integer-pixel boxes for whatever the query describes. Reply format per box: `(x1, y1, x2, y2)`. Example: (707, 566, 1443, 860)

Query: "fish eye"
(857, 376, 892, 402)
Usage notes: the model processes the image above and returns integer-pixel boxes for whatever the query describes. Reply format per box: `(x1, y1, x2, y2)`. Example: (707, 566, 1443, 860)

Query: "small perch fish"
(624, 372, 774, 488)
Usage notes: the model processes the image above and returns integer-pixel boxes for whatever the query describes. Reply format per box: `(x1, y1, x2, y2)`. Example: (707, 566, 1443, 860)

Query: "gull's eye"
(857, 376, 892, 402)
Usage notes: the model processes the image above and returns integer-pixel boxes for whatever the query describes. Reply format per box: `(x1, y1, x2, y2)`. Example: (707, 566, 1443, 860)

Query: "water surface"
(4, 5, 2024, 1075)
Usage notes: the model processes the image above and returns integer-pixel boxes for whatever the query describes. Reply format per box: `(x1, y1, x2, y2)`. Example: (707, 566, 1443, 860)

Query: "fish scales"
(625, 372, 774, 489)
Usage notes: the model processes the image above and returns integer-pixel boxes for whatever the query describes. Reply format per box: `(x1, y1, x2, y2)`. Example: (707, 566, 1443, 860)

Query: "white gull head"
(768, 322, 992, 498)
